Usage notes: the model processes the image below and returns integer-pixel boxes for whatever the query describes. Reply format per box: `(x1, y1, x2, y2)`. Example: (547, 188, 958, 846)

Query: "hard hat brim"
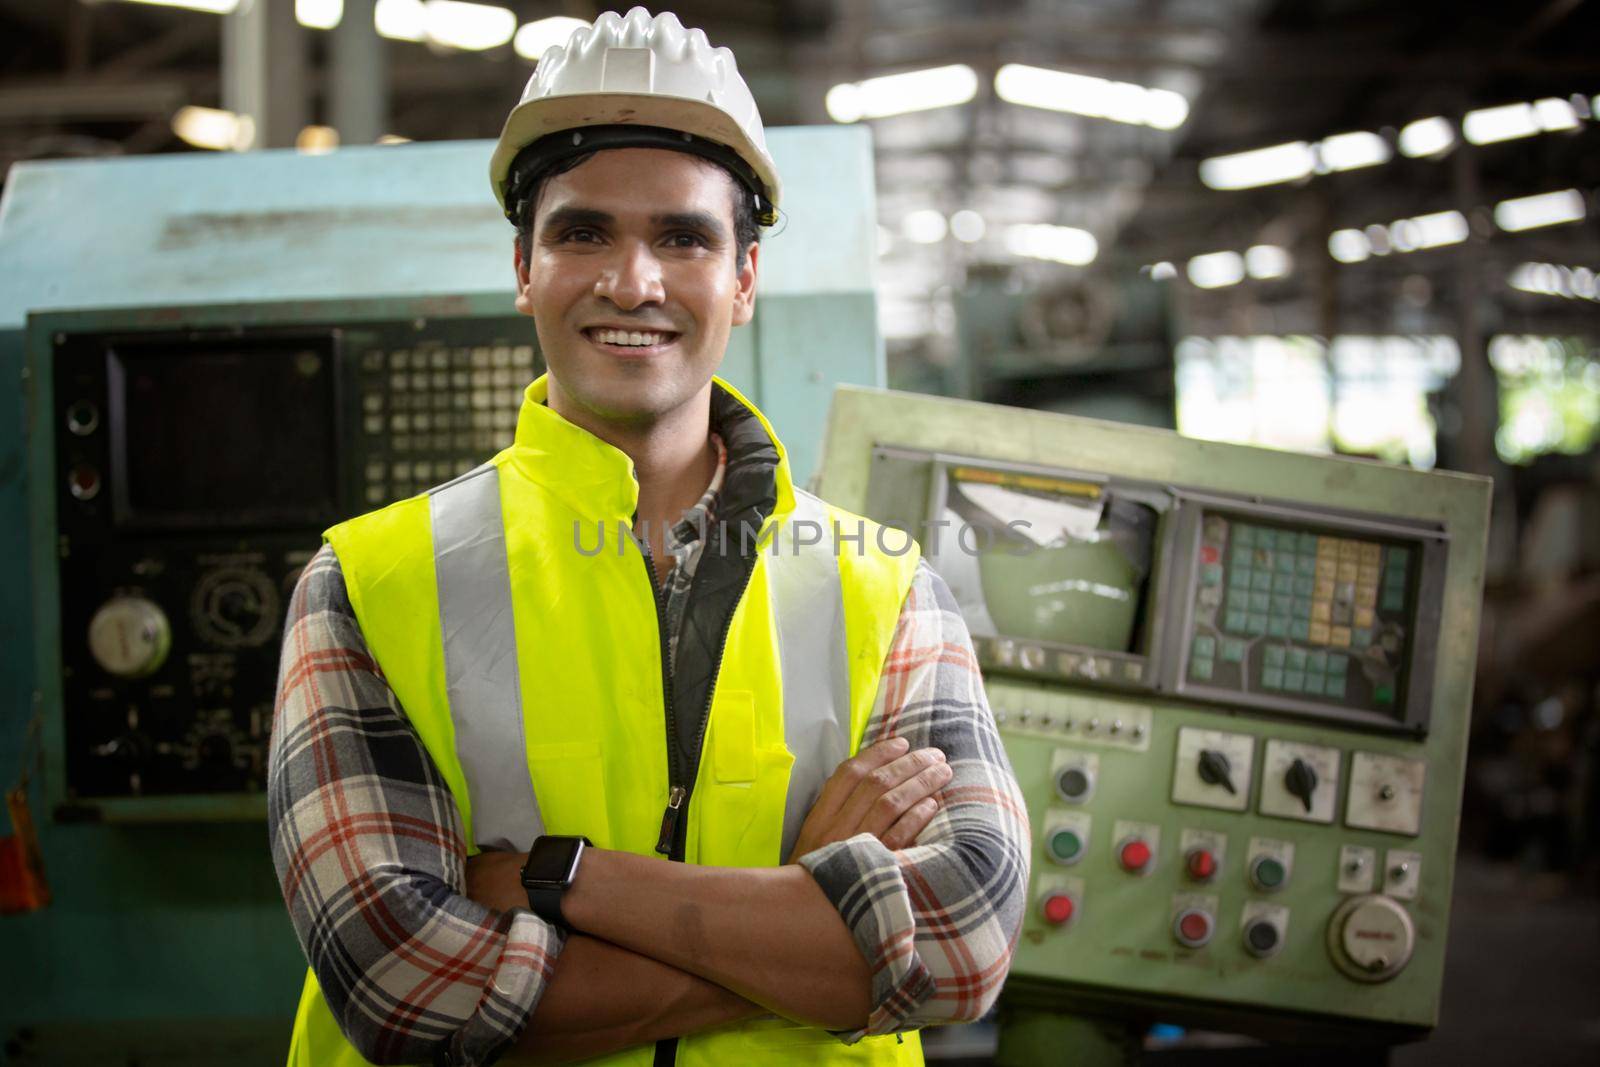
(489, 93, 782, 215)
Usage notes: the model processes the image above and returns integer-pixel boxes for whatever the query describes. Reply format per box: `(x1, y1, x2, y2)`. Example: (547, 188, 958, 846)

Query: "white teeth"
(592, 328, 668, 347)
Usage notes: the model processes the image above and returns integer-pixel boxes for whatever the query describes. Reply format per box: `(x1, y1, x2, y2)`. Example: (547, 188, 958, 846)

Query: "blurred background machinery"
(1, 1, 1597, 1064)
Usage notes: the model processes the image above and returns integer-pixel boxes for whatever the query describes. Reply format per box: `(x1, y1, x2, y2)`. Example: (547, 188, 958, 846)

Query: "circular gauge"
(88, 597, 172, 678)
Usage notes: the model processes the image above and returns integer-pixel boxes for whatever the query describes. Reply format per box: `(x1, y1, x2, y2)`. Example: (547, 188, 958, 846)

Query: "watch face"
(523, 836, 584, 885)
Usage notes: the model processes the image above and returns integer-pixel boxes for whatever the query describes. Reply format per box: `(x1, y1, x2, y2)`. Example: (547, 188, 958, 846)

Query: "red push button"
(1118, 839, 1153, 874)
(1042, 892, 1075, 926)
(1186, 848, 1217, 881)
(1173, 908, 1214, 948)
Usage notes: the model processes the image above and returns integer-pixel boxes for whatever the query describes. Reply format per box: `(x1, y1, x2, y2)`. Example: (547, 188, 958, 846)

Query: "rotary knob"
(1285, 757, 1319, 813)
(1327, 894, 1416, 982)
(88, 596, 172, 679)
(1197, 748, 1237, 795)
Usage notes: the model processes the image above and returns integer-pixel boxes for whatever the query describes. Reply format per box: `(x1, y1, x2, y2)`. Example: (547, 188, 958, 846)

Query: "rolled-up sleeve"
(268, 545, 562, 1066)
(799, 559, 1031, 1039)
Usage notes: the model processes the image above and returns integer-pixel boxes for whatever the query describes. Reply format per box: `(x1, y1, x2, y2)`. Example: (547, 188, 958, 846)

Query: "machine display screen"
(931, 465, 1157, 654)
(107, 338, 339, 528)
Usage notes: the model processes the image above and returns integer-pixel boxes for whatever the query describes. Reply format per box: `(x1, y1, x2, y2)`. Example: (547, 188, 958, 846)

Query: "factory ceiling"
(1, 0, 1597, 347)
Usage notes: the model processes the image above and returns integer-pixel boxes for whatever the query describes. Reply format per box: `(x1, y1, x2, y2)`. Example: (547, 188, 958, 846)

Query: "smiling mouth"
(584, 327, 680, 351)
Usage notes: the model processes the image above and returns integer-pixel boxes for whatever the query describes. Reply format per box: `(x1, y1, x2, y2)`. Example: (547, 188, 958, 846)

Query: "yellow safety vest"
(286, 374, 924, 1066)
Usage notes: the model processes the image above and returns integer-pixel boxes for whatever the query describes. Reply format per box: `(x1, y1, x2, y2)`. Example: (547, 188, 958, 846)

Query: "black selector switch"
(1285, 757, 1318, 813)
(1197, 749, 1236, 795)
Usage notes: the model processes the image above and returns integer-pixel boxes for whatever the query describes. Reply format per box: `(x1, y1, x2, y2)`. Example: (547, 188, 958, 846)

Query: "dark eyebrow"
(539, 206, 613, 234)
(652, 211, 727, 242)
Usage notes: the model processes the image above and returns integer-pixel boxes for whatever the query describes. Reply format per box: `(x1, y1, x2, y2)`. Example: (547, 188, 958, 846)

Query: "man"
(268, 8, 1028, 1066)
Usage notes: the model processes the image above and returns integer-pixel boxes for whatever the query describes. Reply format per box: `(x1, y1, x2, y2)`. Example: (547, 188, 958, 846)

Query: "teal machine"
(816, 388, 1490, 1060)
(0, 127, 880, 1061)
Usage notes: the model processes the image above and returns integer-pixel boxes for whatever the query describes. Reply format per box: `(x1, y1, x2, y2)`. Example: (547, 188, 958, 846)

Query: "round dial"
(192, 567, 280, 648)
(1327, 893, 1416, 982)
(87, 597, 172, 678)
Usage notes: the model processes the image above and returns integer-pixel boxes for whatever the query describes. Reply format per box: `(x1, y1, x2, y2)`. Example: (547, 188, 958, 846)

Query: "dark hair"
(513, 150, 760, 273)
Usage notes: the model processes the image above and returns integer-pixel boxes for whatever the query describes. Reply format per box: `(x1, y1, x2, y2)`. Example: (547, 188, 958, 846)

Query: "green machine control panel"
(815, 387, 1489, 1043)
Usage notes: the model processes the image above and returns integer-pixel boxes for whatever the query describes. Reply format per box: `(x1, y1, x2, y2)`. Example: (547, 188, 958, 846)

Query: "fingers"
(803, 736, 911, 830)
(837, 746, 951, 840)
(880, 796, 940, 851)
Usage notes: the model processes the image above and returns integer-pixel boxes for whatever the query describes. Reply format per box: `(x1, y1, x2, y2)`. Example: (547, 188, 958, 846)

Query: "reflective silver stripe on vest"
(769, 489, 854, 861)
(430, 464, 544, 851)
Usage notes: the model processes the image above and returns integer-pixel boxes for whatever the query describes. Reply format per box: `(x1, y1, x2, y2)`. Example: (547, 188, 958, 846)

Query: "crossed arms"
(268, 547, 1030, 1066)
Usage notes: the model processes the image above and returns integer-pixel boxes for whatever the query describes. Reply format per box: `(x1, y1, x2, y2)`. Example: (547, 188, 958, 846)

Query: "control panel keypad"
(1189, 515, 1416, 718)
(358, 343, 536, 501)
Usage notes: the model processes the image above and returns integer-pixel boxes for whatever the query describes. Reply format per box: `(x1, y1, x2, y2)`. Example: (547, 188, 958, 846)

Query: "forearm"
(565, 850, 873, 1030)
(508, 935, 763, 1064)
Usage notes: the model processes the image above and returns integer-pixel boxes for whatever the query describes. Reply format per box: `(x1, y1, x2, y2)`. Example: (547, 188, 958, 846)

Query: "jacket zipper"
(637, 524, 760, 860)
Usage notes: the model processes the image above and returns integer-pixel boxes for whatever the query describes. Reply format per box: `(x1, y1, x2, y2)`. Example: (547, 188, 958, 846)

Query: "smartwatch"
(520, 835, 593, 933)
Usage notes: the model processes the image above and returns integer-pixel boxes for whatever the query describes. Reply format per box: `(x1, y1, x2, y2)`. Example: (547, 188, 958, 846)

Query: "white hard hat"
(489, 7, 780, 227)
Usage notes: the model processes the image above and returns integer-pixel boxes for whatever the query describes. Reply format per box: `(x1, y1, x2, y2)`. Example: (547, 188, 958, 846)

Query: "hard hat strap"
(504, 124, 777, 228)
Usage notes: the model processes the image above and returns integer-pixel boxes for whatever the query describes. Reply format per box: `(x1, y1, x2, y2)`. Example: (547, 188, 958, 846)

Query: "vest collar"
(509, 373, 797, 524)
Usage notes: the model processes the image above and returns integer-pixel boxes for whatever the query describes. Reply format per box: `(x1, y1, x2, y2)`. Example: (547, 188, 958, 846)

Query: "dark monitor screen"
(931, 466, 1158, 655)
(107, 337, 340, 529)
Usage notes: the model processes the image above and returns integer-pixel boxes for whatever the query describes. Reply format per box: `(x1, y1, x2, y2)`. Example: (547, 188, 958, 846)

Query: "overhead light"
(422, 1, 515, 50)
(1531, 97, 1581, 132)
(1148, 261, 1177, 280)
(1005, 223, 1098, 265)
(825, 65, 978, 123)
(993, 64, 1189, 130)
(377, 134, 413, 145)
(376, 0, 425, 40)
(1399, 210, 1469, 250)
(1398, 116, 1455, 158)
(1187, 251, 1245, 288)
(949, 209, 986, 243)
(1245, 245, 1292, 279)
(172, 105, 254, 151)
(902, 209, 948, 244)
(1509, 262, 1598, 301)
(296, 0, 342, 29)
(1317, 131, 1390, 172)
(296, 125, 340, 154)
(513, 16, 588, 61)
(1494, 189, 1586, 231)
(1463, 102, 1541, 144)
(1199, 142, 1314, 190)
(110, 0, 241, 12)
(1328, 229, 1371, 263)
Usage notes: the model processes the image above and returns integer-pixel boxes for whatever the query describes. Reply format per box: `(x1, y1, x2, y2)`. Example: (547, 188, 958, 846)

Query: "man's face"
(514, 147, 758, 426)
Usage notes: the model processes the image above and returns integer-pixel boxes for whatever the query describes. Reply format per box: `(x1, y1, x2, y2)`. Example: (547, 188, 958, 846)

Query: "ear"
(513, 236, 535, 318)
(731, 242, 759, 327)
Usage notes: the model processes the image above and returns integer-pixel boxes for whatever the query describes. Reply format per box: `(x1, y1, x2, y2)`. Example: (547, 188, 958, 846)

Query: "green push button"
(1250, 591, 1271, 612)
(1268, 617, 1289, 638)
(1306, 671, 1325, 695)
(1283, 669, 1305, 692)
(1229, 566, 1251, 589)
(1324, 674, 1347, 699)
(1262, 667, 1284, 689)
(1383, 589, 1405, 612)
(1252, 571, 1273, 591)
(1225, 610, 1247, 633)
(1329, 653, 1349, 676)
(1375, 682, 1396, 706)
(1049, 829, 1084, 864)
(1246, 613, 1268, 635)
(1308, 650, 1328, 672)
(1288, 647, 1308, 670)
(1235, 525, 1256, 547)
(1264, 645, 1286, 668)
(1190, 656, 1214, 681)
(1193, 635, 1217, 658)
(1221, 638, 1247, 663)
(1251, 855, 1287, 891)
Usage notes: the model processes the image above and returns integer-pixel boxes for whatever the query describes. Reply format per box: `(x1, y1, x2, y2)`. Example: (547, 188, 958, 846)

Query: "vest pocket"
(526, 741, 612, 845)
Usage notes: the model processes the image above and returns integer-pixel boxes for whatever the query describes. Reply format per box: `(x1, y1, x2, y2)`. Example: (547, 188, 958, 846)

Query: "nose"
(594, 239, 665, 310)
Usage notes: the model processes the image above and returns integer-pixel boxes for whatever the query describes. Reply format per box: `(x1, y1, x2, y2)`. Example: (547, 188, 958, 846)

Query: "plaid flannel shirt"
(268, 482, 1029, 1065)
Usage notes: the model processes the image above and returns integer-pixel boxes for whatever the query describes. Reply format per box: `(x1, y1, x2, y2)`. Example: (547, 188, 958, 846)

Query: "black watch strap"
(521, 835, 592, 934)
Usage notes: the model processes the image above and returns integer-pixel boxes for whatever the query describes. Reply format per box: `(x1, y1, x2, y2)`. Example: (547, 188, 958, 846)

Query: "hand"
(465, 849, 529, 914)
(786, 736, 951, 862)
